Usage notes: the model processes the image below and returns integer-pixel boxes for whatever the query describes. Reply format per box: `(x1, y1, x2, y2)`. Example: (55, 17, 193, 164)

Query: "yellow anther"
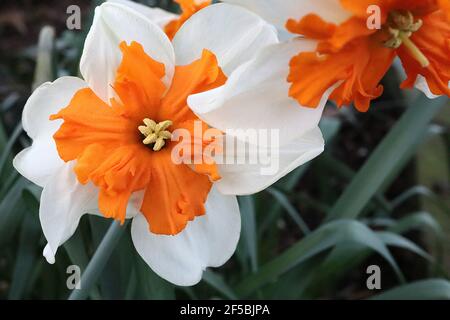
(138, 119, 173, 150)
(138, 125, 150, 136)
(143, 133, 158, 145)
(143, 118, 157, 131)
(383, 10, 429, 68)
(153, 137, 166, 151)
(159, 130, 172, 139)
(155, 120, 172, 133)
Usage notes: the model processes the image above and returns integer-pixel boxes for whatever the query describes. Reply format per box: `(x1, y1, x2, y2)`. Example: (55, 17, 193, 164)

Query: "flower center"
(138, 118, 173, 151)
(383, 10, 430, 68)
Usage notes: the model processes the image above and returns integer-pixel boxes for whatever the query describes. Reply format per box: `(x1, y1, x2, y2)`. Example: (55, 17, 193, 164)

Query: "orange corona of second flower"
(287, 0, 450, 112)
(164, 0, 211, 40)
(50, 41, 225, 236)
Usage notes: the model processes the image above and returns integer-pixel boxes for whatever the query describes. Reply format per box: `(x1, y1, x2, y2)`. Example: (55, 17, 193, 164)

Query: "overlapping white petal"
(172, 3, 277, 75)
(41, 175, 143, 264)
(222, 0, 351, 30)
(131, 186, 240, 286)
(188, 40, 332, 147)
(215, 127, 324, 195)
(40, 163, 99, 264)
(13, 77, 87, 187)
(414, 75, 448, 99)
(80, 1, 175, 102)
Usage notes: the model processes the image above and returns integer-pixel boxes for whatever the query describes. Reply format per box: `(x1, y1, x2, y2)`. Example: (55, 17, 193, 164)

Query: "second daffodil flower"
(13, 2, 326, 286)
(224, 0, 450, 111)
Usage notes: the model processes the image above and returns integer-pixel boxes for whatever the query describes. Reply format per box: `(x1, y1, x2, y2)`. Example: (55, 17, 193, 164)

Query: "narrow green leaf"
(8, 210, 41, 299)
(326, 95, 446, 221)
(202, 270, 238, 300)
(266, 187, 310, 235)
(303, 242, 369, 299)
(236, 219, 403, 296)
(0, 178, 28, 246)
(391, 186, 450, 215)
(64, 230, 89, 270)
(0, 123, 22, 179)
(376, 231, 431, 261)
(371, 279, 450, 300)
(238, 196, 258, 272)
(134, 251, 175, 300)
(0, 119, 7, 150)
(388, 211, 443, 236)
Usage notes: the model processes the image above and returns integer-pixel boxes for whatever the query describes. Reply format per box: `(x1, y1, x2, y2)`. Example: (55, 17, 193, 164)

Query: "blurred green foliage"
(0, 0, 449, 300)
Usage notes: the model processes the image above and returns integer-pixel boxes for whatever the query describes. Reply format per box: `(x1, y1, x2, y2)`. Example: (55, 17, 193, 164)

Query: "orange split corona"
(50, 42, 224, 235)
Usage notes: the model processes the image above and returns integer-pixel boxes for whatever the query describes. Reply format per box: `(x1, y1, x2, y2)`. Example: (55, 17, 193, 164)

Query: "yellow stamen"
(399, 33, 430, 68)
(139, 118, 173, 151)
(384, 10, 429, 68)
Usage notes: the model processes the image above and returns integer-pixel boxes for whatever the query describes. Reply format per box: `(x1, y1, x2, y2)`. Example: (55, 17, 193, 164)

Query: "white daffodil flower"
(13, 1, 326, 286)
(223, 0, 450, 112)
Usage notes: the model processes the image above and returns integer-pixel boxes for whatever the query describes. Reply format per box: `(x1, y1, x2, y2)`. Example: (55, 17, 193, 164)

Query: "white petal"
(188, 40, 334, 146)
(414, 75, 447, 99)
(13, 77, 87, 187)
(107, 0, 177, 28)
(41, 165, 143, 264)
(173, 3, 277, 75)
(222, 0, 351, 30)
(40, 163, 99, 264)
(131, 186, 240, 286)
(216, 127, 324, 195)
(80, 2, 175, 102)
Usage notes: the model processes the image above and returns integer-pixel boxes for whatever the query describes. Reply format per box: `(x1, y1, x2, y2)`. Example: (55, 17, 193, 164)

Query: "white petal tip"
(43, 244, 56, 264)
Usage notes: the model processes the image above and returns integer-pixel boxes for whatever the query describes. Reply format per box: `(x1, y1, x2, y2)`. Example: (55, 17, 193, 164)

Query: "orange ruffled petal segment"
(164, 0, 211, 40)
(399, 10, 450, 97)
(51, 41, 226, 235)
(439, 0, 450, 18)
(286, 14, 395, 112)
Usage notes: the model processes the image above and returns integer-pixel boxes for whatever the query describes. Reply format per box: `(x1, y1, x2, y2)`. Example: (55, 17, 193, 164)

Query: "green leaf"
(238, 196, 258, 272)
(202, 270, 238, 300)
(133, 251, 175, 300)
(391, 186, 450, 215)
(236, 219, 403, 297)
(0, 178, 29, 246)
(376, 231, 431, 261)
(8, 210, 41, 299)
(266, 187, 310, 235)
(64, 230, 89, 270)
(326, 95, 446, 221)
(388, 211, 443, 236)
(0, 123, 22, 180)
(371, 279, 450, 300)
(304, 215, 439, 298)
(302, 242, 369, 299)
(0, 119, 7, 150)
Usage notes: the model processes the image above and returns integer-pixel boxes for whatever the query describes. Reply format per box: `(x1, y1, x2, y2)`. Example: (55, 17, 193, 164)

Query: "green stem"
(68, 220, 128, 300)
